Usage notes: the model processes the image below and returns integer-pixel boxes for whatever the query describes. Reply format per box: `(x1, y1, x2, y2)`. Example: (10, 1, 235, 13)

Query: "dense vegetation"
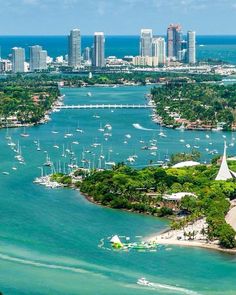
(151, 83, 236, 130)
(77, 162, 236, 249)
(57, 72, 223, 87)
(169, 150, 201, 165)
(0, 75, 59, 126)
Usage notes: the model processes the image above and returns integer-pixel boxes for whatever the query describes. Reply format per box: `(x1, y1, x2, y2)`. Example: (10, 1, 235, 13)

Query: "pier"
(55, 104, 154, 110)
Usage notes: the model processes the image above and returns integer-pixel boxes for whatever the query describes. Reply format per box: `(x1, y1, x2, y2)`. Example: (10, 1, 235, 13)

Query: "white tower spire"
(215, 142, 233, 181)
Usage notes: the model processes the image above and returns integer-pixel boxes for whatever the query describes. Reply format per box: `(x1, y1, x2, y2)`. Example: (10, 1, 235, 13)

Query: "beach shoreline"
(146, 218, 236, 254)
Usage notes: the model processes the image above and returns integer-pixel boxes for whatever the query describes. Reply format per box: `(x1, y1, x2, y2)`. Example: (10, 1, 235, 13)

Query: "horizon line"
(1, 34, 236, 37)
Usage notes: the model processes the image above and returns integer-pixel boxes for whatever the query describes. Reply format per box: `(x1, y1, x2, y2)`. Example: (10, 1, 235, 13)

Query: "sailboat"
(105, 150, 116, 167)
(37, 140, 41, 151)
(76, 121, 84, 133)
(159, 126, 167, 138)
(5, 126, 11, 140)
(44, 153, 52, 167)
(20, 127, 29, 137)
(98, 123, 105, 132)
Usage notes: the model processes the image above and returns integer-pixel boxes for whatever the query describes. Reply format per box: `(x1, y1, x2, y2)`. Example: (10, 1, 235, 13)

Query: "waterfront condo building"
(83, 47, 92, 64)
(140, 29, 153, 57)
(68, 28, 81, 69)
(12, 47, 25, 73)
(30, 45, 47, 71)
(167, 24, 183, 60)
(92, 32, 105, 68)
(187, 30, 196, 64)
(152, 37, 166, 66)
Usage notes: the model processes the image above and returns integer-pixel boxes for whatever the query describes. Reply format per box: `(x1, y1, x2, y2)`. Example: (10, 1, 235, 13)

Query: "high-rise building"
(30, 45, 47, 71)
(39, 50, 47, 70)
(167, 24, 182, 60)
(12, 47, 25, 73)
(140, 29, 153, 57)
(83, 47, 91, 63)
(92, 32, 105, 68)
(152, 37, 166, 66)
(68, 29, 81, 68)
(187, 31, 196, 64)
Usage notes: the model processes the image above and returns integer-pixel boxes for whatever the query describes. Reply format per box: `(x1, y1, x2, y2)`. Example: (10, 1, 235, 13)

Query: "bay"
(0, 85, 236, 294)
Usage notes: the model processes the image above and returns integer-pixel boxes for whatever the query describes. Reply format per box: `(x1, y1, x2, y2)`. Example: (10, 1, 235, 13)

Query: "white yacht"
(137, 278, 152, 286)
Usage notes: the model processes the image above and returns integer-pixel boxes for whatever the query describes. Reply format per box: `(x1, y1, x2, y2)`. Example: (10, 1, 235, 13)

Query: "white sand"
(146, 218, 236, 253)
(226, 204, 236, 231)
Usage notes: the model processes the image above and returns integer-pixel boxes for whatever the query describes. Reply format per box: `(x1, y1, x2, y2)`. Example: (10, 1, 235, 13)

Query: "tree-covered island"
(151, 82, 236, 131)
(49, 157, 236, 250)
(0, 76, 60, 127)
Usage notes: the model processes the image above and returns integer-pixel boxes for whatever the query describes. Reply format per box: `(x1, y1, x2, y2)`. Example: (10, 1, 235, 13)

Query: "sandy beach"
(147, 218, 236, 254)
(226, 202, 236, 231)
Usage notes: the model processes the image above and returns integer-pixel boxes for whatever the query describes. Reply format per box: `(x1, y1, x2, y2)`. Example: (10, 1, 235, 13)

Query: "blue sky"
(0, 0, 236, 35)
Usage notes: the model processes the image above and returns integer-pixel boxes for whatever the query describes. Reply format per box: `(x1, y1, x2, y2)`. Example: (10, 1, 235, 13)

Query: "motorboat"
(137, 278, 152, 286)
(159, 132, 167, 138)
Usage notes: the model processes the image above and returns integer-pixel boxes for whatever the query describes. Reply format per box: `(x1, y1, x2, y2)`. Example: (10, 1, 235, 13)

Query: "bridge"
(55, 104, 154, 110)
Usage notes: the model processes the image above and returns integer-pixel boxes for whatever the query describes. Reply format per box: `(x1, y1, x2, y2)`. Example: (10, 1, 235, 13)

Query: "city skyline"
(0, 1, 236, 35)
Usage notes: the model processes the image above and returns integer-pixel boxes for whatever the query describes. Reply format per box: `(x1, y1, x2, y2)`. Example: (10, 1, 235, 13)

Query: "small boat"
(37, 141, 41, 151)
(44, 154, 52, 167)
(8, 142, 16, 147)
(186, 144, 191, 148)
(137, 278, 152, 286)
(2, 171, 9, 175)
(159, 132, 167, 138)
(87, 92, 92, 97)
(76, 121, 84, 133)
(98, 123, 105, 132)
(20, 127, 29, 138)
(127, 156, 135, 163)
(149, 146, 158, 150)
(104, 124, 112, 130)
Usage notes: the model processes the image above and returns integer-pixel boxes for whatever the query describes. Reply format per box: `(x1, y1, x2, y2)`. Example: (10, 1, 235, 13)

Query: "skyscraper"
(83, 47, 91, 63)
(30, 45, 47, 71)
(152, 37, 166, 66)
(12, 47, 25, 73)
(92, 32, 105, 68)
(68, 29, 81, 68)
(167, 24, 182, 60)
(187, 31, 196, 64)
(140, 29, 153, 57)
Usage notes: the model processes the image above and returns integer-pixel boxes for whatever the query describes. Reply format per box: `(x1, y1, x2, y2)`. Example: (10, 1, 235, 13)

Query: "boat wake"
(151, 282, 201, 295)
(132, 123, 154, 131)
(137, 278, 201, 295)
(0, 252, 88, 274)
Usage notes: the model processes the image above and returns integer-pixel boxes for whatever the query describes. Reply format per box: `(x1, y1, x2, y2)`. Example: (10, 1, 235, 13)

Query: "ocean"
(1, 35, 236, 63)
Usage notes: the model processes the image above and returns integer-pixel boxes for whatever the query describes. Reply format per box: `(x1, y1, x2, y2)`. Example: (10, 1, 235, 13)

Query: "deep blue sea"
(0, 35, 236, 63)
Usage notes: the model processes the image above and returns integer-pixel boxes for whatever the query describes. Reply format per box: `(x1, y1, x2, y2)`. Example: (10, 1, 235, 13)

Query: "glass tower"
(68, 29, 81, 69)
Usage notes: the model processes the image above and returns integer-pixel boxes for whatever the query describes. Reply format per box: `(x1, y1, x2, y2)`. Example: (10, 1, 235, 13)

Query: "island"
(37, 149, 236, 252)
(0, 75, 61, 128)
(151, 82, 236, 131)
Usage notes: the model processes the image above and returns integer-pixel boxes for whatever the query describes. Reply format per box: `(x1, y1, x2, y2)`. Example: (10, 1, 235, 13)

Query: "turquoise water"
(1, 86, 236, 294)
